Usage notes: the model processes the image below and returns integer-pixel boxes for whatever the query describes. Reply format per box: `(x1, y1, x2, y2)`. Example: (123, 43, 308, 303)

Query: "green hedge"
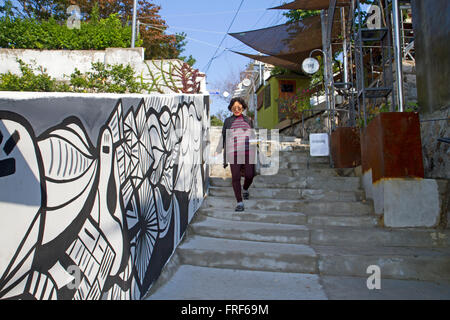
(0, 14, 141, 50)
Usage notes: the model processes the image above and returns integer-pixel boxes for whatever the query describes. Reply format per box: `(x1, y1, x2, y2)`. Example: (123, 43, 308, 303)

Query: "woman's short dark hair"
(227, 97, 248, 111)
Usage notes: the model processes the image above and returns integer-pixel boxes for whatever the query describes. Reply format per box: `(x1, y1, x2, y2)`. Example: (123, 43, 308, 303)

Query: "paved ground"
(147, 265, 450, 300)
(147, 265, 327, 300)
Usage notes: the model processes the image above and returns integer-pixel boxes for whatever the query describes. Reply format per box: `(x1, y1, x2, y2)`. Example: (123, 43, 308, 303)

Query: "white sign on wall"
(310, 133, 329, 156)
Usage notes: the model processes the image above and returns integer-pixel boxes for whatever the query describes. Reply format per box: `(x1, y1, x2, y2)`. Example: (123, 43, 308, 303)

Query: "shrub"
(0, 59, 66, 92)
(0, 14, 141, 50)
(69, 62, 144, 93)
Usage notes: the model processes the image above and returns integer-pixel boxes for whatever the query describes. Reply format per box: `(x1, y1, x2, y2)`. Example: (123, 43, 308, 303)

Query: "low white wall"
(0, 48, 207, 94)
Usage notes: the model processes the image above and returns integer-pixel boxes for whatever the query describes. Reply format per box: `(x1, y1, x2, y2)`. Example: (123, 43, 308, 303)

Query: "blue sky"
(154, 0, 289, 116)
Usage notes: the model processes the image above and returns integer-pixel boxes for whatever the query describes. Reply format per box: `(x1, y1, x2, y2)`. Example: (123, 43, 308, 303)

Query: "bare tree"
(210, 65, 242, 103)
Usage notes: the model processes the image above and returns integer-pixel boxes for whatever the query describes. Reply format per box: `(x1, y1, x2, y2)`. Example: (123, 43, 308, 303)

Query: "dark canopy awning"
(229, 15, 341, 65)
(269, 0, 350, 10)
(231, 51, 305, 72)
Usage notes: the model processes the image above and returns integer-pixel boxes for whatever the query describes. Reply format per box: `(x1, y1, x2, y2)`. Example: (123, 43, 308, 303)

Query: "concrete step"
(307, 215, 380, 228)
(209, 165, 346, 179)
(208, 186, 364, 202)
(178, 235, 318, 274)
(198, 207, 308, 225)
(209, 164, 232, 178)
(278, 167, 356, 177)
(310, 227, 450, 248)
(203, 196, 373, 216)
(210, 150, 324, 162)
(277, 153, 329, 164)
(315, 245, 450, 282)
(147, 265, 450, 300)
(279, 136, 302, 143)
(278, 149, 309, 154)
(209, 175, 361, 191)
(280, 162, 331, 170)
(189, 216, 310, 244)
(279, 144, 310, 152)
(198, 207, 377, 228)
(320, 275, 450, 300)
(147, 265, 327, 300)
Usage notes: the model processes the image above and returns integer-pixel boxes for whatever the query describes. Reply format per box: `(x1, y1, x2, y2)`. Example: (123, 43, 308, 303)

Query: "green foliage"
(174, 32, 196, 66)
(69, 62, 145, 93)
(357, 101, 390, 127)
(270, 66, 292, 76)
(0, 13, 142, 50)
(0, 59, 67, 92)
(278, 88, 312, 121)
(405, 101, 419, 112)
(357, 100, 418, 128)
(0, 0, 16, 18)
(210, 115, 223, 127)
(283, 9, 320, 22)
(0, 59, 149, 93)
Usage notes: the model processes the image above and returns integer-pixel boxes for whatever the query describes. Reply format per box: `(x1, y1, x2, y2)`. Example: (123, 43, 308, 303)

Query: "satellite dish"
(302, 57, 320, 74)
(242, 78, 252, 87)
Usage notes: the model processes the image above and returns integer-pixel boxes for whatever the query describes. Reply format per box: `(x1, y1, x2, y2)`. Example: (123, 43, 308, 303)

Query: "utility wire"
(156, 8, 266, 18)
(203, 0, 245, 74)
(140, 23, 229, 50)
(160, 25, 226, 35)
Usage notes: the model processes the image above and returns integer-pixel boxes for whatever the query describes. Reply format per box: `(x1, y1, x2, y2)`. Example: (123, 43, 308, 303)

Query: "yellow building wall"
(257, 76, 311, 129)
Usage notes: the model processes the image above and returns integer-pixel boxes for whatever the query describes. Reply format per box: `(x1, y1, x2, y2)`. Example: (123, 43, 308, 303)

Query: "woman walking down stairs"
(146, 136, 450, 300)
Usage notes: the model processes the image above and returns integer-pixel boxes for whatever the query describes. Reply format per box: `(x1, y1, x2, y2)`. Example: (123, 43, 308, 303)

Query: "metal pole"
(258, 56, 263, 86)
(321, 11, 331, 117)
(131, 0, 138, 48)
(341, 7, 349, 87)
(257, 59, 263, 128)
(392, 0, 405, 112)
(253, 80, 258, 128)
(321, 10, 334, 168)
(137, 20, 140, 43)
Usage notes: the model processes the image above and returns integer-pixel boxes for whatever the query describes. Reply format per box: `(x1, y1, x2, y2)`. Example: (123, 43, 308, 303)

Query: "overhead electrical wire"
(159, 8, 266, 18)
(140, 1, 287, 74)
(203, 0, 245, 74)
(139, 23, 229, 51)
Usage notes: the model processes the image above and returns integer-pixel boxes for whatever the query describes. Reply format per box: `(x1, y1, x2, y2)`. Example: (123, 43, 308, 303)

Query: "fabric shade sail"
(230, 51, 306, 72)
(230, 15, 323, 59)
(269, 0, 350, 10)
(229, 15, 342, 66)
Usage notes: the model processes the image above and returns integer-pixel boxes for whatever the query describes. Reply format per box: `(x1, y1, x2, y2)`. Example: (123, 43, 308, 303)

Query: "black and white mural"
(0, 94, 209, 300)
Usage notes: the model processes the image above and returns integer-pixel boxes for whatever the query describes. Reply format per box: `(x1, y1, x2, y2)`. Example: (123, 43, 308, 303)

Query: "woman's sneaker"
(243, 190, 249, 200)
(235, 203, 245, 212)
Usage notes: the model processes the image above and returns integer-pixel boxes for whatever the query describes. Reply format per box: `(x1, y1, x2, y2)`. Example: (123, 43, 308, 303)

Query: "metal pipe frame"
(392, 0, 405, 112)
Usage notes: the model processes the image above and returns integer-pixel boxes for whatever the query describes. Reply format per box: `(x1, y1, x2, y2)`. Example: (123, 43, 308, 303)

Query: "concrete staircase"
(147, 136, 450, 300)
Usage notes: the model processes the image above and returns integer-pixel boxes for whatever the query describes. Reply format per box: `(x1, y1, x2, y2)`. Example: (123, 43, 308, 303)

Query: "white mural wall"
(0, 94, 209, 300)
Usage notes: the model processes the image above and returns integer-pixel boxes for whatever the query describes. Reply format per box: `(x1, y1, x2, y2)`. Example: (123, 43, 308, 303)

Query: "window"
(264, 85, 271, 109)
(280, 83, 294, 93)
(257, 90, 264, 110)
